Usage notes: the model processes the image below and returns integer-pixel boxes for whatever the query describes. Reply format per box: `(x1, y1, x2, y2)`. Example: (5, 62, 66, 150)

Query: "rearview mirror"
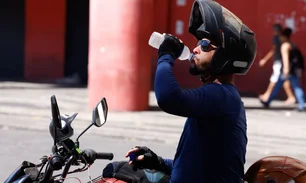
(92, 97, 108, 127)
(75, 97, 108, 147)
(51, 95, 62, 130)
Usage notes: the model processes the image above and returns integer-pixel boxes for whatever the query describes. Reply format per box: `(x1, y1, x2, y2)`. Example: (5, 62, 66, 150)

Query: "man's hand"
(259, 59, 267, 67)
(125, 146, 170, 175)
(158, 34, 184, 60)
(125, 146, 162, 170)
(282, 68, 290, 79)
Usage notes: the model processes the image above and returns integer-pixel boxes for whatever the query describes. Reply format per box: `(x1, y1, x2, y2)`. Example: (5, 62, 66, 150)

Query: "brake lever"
(38, 155, 49, 166)
(51, 152, 87, 180)
(60, 155, 76, 180)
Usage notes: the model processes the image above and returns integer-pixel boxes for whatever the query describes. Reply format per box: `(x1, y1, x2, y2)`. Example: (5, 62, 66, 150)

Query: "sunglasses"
(197, 39, 218, 52)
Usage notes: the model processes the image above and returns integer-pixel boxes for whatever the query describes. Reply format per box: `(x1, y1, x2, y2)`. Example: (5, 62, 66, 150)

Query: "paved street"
(1, 81, 306, 182)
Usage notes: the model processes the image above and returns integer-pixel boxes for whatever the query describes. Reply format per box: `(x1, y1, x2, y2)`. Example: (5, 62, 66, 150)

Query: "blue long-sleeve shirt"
(154, 54, 247, 183)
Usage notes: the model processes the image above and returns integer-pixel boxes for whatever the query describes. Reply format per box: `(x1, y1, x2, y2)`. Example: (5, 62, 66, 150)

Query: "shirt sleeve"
(163, 158, 173, 173)
(154, 54, 222, 118)
(272, 36, 278, 45)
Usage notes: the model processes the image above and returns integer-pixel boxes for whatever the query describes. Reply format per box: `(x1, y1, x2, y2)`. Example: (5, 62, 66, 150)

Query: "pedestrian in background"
(259, 24, 296, 105)
(260, 28, 305, 112)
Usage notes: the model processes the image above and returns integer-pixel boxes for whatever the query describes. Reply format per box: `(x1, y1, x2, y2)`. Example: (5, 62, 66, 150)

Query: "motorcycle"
(4, 95, 306, 183)
(243, 155, 306, 183)
(4, 95, 121, 183)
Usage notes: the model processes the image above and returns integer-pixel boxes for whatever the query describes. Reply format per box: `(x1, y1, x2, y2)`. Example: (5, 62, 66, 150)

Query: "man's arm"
(263, 45, 276, 61)
(259, 45, 276, 66)
(154, 54, 220, 118)
(281, 42, 291, 76)
(163, 159, 173, 173)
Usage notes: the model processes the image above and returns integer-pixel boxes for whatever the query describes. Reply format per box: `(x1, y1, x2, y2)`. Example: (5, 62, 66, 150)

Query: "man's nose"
(193, 45, 201, 54)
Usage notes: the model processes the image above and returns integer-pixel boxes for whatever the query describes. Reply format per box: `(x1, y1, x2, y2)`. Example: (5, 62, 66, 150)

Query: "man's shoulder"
(200, 83, 240, 100)
(201, 83, 238, 91)
(281, 42, 291, 50)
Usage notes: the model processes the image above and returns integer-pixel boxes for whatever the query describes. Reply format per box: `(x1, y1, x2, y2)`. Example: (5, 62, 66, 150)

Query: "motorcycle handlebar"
(96, 152, 114, 160)
(41, 154, 63, 182)
(82, 149, 114, 164)
(60, 155, 76, 180)
(41, 149, 113, 182)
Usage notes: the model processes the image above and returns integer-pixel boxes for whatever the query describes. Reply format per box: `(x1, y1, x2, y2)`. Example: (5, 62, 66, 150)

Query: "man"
(125, 1, 257, 182)
(261, 28, 305, 111)
(259, 24, 296, 104)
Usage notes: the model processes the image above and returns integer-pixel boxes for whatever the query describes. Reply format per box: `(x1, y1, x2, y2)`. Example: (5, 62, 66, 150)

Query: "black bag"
(102, 161, 170, 183)
(290, 44, 304, 75)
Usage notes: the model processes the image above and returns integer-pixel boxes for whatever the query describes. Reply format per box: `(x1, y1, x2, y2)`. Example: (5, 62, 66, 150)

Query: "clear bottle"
(148, 32, 191, 60)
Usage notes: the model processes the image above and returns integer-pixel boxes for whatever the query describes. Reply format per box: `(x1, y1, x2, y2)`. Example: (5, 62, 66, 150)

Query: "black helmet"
(188, 0, 257, 75)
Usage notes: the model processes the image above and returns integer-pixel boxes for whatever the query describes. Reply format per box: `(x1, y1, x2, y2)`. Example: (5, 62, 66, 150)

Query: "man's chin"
(189, 66, 200, 76)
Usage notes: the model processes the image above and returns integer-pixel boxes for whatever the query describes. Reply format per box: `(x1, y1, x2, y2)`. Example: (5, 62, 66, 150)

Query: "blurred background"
(1, 0, 305, 97)
(0, 0, 306, 182)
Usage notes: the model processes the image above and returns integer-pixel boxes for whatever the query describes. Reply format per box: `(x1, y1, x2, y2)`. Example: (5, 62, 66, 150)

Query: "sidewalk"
(0, 81, 305, 148)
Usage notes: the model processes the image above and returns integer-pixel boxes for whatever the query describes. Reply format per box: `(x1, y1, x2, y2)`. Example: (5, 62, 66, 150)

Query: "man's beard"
(189, 64, 201, 76)
(189, 63, 212, 79)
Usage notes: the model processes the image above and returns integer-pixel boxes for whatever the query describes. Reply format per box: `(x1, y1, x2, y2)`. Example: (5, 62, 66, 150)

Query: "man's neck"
(200, 74, 235, 85)
(284, 39, 290, 43)
(215, 74, 235, 85)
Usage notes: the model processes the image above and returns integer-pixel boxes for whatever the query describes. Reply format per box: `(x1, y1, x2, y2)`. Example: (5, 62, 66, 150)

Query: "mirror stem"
(53, 127, 57, 153)
(75, 123, 94, 147)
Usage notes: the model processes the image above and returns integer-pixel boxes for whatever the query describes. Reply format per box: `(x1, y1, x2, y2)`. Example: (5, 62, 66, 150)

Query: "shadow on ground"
(0, 79, 87, 89)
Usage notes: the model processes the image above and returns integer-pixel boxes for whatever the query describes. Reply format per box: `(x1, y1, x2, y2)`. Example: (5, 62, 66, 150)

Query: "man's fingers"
(136, 155, 144, 161)
(125, 147, 139, 158)
(128, 155, 144, 166)
(128, 155, 144, 163)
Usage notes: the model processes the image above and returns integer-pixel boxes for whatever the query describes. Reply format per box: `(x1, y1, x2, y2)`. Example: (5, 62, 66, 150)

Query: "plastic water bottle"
(148, 32, 191, 60)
